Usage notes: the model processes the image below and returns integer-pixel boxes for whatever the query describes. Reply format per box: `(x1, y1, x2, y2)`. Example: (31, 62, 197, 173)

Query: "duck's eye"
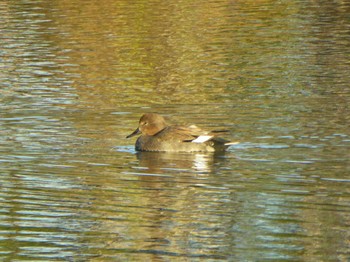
(141, 121, 148, 126)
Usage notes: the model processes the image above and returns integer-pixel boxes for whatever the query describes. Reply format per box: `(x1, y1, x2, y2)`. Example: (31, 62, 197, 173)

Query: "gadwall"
(126, 113, 238, 152)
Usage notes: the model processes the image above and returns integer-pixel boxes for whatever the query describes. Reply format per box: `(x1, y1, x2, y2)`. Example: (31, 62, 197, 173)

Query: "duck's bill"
(126, 128, 141, 138)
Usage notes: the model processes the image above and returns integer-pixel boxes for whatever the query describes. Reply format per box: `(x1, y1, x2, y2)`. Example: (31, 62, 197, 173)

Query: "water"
(1, 0, 350, 261)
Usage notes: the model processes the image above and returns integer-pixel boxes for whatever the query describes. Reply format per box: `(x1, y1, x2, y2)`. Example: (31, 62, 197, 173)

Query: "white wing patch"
(225, 141, 239, 146)
(191, 135, 213, 143)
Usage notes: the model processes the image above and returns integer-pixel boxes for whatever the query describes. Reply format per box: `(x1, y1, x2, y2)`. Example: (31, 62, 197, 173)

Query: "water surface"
(1, 0, 349, 261)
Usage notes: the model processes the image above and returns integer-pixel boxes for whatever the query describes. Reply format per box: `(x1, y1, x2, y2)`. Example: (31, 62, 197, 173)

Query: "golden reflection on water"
(42, 0, 308, 106)
(34, 0, 349, 112)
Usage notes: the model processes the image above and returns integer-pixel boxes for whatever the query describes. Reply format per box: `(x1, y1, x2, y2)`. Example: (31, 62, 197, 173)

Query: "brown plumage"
(126, 113, 238, 152)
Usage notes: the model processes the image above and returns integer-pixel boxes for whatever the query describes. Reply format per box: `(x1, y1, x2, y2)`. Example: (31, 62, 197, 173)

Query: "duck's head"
(126, 113, 168, 138)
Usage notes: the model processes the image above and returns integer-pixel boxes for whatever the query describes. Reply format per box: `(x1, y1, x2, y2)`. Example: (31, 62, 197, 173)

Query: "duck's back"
(135, 126, 230, 152)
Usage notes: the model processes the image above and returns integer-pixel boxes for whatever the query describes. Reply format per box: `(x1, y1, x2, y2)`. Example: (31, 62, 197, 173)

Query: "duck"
(126, 113, 238, 152)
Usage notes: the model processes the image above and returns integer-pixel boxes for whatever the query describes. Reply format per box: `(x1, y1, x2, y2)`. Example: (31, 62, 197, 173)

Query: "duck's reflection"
(135, 151, 228, 174)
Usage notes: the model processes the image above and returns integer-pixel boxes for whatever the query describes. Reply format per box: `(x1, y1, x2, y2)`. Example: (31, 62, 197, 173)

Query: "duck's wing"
(157, 125, 239, 147)
(173, 125, 232, 144)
